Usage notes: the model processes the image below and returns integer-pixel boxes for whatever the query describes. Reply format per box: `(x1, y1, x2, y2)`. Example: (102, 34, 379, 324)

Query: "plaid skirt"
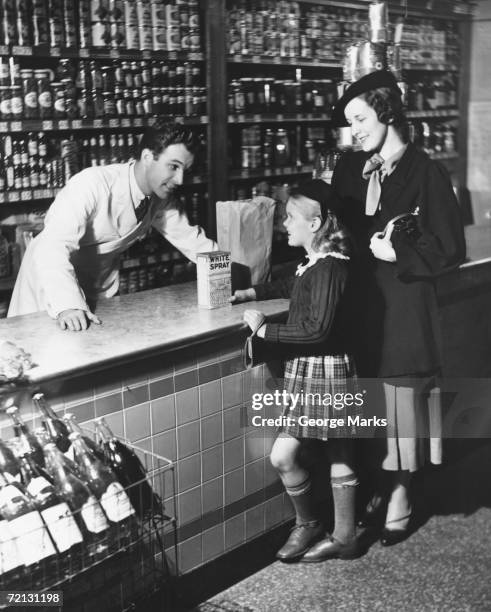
(279, 354, 361, 440)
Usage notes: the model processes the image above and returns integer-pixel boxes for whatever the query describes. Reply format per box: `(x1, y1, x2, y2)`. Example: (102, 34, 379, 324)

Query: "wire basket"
(0, 435, 177, 612)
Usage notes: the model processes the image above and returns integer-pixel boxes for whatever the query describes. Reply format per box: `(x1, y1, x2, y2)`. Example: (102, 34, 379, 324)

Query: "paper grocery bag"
(216, 196, 276, 289)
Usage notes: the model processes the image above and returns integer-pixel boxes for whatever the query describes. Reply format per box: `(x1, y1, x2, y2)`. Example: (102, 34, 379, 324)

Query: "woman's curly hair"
(362, 86, 408, 140)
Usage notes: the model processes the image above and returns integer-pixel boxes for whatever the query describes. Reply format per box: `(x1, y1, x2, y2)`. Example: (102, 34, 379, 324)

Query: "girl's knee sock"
(331, 473, 358, 543)
(284, 477, 317, 524)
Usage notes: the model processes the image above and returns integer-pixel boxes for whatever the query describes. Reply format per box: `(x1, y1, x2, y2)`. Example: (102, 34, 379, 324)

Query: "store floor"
(188, 440, 491, 612)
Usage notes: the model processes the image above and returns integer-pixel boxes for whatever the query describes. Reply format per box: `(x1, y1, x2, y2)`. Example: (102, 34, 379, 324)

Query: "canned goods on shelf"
(151, 4, 166, 28)
(91, 0, 109, 22)
(137, 1, 152, 27)
(166, 25, 180, 51)
(92, 21, 111, 46)
(125, 23, 140, 49)
(153, 27, 167, 51)
(138, 24, 153, 49)
(123, 0, 138, 25)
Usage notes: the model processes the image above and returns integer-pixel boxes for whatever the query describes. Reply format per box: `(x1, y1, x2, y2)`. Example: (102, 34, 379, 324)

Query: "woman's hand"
(370, 232, 397, 262)
(229, 288, 257, 303)
(243, 309, 266, 336)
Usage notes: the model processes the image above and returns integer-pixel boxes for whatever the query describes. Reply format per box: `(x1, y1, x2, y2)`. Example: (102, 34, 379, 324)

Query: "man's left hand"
(370, 232, 397, 262)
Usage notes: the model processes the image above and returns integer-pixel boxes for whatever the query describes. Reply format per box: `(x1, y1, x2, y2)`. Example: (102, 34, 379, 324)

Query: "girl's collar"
(295, 251, 350, 277)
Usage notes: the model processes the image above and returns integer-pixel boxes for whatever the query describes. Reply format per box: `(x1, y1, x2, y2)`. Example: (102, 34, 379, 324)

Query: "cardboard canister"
(368, 1, 388, 43)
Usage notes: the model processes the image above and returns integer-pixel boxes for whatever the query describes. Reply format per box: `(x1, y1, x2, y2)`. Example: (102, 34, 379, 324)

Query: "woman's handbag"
(382, 208, 421, 243)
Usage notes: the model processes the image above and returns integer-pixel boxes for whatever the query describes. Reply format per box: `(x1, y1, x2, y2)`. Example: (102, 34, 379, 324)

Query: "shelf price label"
(253, 114, 261, 122)
(72, 119, 82, 129)
(277, 114, 284, 121)
(93, 119, 103, 128)
(142, 50, 151, 59)
(200, 116, 208, 124)
(7, 191, 20, 202)
(121, 118, 131, 127)
(252, 56, 261, 63)
(134, 118, 143, 127)
(109, 118, 119, 127)
(42, 120, 54, 130)
(10, 122, 21, 131)
(21, 190, 31, 200)
(12, 46, 32, 55)
(0, 122, 7, 132)
(0, 46, 8, 55)
(168, 52, 177, 60)
(58, 120, 69, 129)
(0, 193, 5, 203)
(110, 49, 120, 58)
(80, 49, 89, 57)
(51, 47, 61, 56)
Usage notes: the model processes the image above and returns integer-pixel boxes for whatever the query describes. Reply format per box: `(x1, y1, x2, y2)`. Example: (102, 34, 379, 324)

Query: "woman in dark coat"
(331, 70, 466, 545)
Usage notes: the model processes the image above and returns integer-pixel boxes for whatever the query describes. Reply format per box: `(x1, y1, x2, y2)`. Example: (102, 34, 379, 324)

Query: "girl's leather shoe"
(300, 535, 359, 563)
(276, 521, 324, 561)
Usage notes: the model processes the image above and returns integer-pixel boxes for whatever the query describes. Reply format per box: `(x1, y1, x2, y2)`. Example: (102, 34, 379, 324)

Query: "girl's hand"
(243, 309, 266, 335)
(370, 232, 397, 262)
(229, 288, 257, 303)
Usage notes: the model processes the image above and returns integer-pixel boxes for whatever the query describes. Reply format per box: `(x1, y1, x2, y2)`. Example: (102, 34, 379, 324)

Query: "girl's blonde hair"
(289, 192, 353, 257)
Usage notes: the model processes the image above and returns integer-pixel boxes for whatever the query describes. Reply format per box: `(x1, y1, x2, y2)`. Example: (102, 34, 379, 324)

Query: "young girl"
(232, 179, 361, 562)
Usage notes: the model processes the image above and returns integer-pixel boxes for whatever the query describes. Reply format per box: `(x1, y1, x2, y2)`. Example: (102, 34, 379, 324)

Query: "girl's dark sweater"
(254, 256, 354, 359)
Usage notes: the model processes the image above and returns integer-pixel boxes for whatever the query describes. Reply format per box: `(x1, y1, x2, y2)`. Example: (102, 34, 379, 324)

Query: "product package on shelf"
(0, 401, 176, 610)
(196, 250, 232, 309)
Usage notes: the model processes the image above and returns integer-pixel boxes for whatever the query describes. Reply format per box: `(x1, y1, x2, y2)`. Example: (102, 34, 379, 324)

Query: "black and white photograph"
(0, 1, 490, 611)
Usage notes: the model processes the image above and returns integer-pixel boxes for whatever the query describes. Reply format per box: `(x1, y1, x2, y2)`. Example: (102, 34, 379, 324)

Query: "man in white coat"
(8, 121, 217, 331)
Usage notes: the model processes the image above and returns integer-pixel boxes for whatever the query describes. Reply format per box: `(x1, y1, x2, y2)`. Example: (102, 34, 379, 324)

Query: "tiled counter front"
(0, 331, 292, 575)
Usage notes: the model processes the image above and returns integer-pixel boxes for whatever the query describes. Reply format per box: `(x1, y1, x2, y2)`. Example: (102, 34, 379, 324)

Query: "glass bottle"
(95, 418, 162, 518)
(18, 453, 83, 575)
(0, 471, 57, 584)
(43, 442, 109, 561)
(0, 440, 20, 482)
(69, 433, 136, 550)
(33, 393, 70, 453)
(63, 413, 105, 464)
(6, 406, 44, 468)
(0, 506, 23, 587)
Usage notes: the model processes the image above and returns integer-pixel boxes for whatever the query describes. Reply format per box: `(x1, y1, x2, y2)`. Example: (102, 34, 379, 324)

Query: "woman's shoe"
(275, 521, 324, 561)
(379, 511, 412, 547)
(357, 495, 386, 528)
(300, 535, 360, 563)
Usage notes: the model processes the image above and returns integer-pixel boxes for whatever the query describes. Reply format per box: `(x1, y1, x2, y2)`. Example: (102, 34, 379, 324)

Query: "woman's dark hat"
(331, 70, 402, 127)
(296, 179, 339, 221)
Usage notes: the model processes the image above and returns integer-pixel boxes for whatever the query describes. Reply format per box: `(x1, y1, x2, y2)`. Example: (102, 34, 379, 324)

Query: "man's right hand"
(229, 288, 257, 304)
(57, 309, 102, 331)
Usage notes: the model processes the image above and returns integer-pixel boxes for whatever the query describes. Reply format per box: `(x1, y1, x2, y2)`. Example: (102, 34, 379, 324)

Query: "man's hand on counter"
(57, 309, 102, 331)
(229, 288, 257, 304)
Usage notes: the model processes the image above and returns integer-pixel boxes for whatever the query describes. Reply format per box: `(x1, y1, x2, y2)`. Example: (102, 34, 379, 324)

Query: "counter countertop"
(0, 284, 289, 384)
(2, 254, 490, 385)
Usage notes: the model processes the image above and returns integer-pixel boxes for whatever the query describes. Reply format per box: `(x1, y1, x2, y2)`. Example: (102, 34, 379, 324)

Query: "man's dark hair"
(362, 87, 408, 141)
(137, 120, 198, 159)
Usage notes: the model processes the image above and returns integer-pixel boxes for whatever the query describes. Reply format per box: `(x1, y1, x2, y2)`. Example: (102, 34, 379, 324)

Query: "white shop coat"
(8, 162, 217, 318)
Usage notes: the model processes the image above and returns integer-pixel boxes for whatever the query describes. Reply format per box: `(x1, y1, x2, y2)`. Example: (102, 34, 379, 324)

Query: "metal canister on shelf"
(184, 88, 193, 116)
(100, 65, 115, 91)
(139, 24, 153, 49)
(115, 90, 125, 116)
(49, 18, 64, 47)
(153, 27, 167, 50)
(125, 22, 140, 49)
(141, 61, 151, 85)
(64, 15, 78, 47)
(0, 87, 11, 120)
(108, 0, 124, 21)
(343, 43, 360, 83)
(188, 28, 200, 51)
(136, 1, 152, 26)
(92, 21, 111, 46)
(358, 41, 387, 77)
(165, 3, 179, 26)
(131, 61, 142, 87)
(32, 0, 49, 45)
(166, 25, 180, 51)
(133, 89, 144, 116)
(368, 0, 388, 43)
(151, 3, 166, 27)
(142, 86, 152, 115)
(21, 69, 38, 119)
(91, 0, 109, 21)
(110, 22, 125, 47)
(78, 19, 92, 48)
